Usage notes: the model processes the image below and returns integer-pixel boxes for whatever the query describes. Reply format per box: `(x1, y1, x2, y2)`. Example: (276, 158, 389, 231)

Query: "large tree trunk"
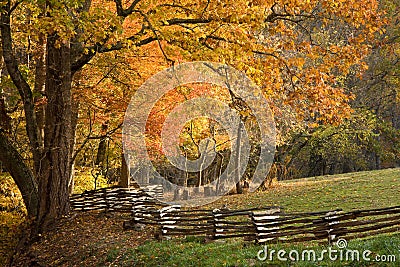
(0, 131, 39, 217)
(36, 35, 73, 231)
(33, 32, 46, 145)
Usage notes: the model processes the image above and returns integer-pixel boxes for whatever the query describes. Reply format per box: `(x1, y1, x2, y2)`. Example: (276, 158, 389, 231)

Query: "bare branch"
(114, 0, 141, 17)
(10, 0, 23, 14)
(71, 36, 157, 73)
(165, 18, 212, 25)
(133, 9, 174, 63)
(71, 119, 122, 162)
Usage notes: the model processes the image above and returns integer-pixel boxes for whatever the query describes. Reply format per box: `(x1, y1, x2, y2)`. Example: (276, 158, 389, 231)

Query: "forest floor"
(10, 212, 157, 266)
(1, 168, 400, 266)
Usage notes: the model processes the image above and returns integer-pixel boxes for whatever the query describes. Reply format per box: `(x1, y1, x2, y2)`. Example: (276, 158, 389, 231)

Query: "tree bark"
(33, 2, 46, 146)
(0, 131, 39, 217)
(235, 122, 243, 194)
(95, 122, 109, 166)
(33, 34, 46, 145)
(0, 88, 12, 133)
(119, 153, 130, 187)
(36, 35, 73, 231)
(68, 100, 79, 194)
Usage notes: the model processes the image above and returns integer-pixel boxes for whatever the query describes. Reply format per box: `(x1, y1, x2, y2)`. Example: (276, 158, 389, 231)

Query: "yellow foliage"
(72, 168, 109, 194)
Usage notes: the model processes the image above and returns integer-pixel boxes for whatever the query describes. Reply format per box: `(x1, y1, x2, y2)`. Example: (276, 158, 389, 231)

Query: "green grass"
(105, 234, 400, 266)
(208, 168, 400, 212)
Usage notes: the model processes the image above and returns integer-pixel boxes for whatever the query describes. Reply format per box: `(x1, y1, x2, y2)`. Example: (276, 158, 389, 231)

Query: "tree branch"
(0, 5, 42, 175)
(114, 0, 142, 17)
(71, 36, 157, 73)
(0, 129, 38, 217)
(165, 18, 212, 25)
(10, 0, 23, 14)
(71, 119, 122, 163)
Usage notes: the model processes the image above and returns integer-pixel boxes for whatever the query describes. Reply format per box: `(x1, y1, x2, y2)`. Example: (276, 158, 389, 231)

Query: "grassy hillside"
(2, 168, 400, 266)
(209, 167, 400, 212)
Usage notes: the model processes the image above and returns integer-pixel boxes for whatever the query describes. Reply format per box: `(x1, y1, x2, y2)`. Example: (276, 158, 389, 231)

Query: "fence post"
(159, 205, 181, 239)
(324, 211, 340, 245)
(252, 207, 281, 244)
(249, 211, 256, 243)
(212, 209, 222, 240)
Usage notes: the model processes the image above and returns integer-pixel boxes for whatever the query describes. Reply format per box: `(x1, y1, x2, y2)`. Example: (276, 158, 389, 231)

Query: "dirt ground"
(9, 211, 156, 266)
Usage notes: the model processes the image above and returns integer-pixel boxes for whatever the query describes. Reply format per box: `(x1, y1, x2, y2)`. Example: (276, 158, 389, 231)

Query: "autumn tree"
(349, 0, 400, 169)
(0, 0, 383, 231)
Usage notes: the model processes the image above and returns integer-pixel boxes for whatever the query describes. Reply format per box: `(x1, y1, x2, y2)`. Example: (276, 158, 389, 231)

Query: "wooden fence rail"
(70, 187, 400, 244)
(70, 186, 165, 213)
(142, 206, 400, 244)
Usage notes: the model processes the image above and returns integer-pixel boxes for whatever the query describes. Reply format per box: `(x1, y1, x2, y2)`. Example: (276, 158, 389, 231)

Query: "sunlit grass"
(208, 168, 400, 212)
(105, 234, 400, 266)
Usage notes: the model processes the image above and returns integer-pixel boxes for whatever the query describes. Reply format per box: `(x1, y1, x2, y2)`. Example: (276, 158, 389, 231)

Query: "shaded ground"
(11, 212, 156, 267)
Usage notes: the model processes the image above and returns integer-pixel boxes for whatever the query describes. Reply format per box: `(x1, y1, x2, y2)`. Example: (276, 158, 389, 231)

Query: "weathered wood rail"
(153, 206, 400, 244)
(70, 186, 165, 212)
(70, 187, 400, 244)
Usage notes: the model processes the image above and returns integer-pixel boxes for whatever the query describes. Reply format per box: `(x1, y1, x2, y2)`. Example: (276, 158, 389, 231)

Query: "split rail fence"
(70, 187, 400, 244)
(70, 186, 164, 212)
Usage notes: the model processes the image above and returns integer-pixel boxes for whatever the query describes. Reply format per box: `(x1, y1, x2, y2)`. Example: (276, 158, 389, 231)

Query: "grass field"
(1, 168, 400, 266)
(107, 168, 400, 266)
(120, 234, 400, 266)
(208, 168, 400, 212)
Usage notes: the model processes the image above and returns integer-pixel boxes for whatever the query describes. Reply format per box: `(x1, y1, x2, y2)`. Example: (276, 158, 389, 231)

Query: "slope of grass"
(105, 168, 400, 267)
(208, 168, 400, 212)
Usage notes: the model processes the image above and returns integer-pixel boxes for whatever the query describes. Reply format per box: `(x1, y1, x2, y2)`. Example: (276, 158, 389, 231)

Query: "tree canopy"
(0, 0, 396, 231)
